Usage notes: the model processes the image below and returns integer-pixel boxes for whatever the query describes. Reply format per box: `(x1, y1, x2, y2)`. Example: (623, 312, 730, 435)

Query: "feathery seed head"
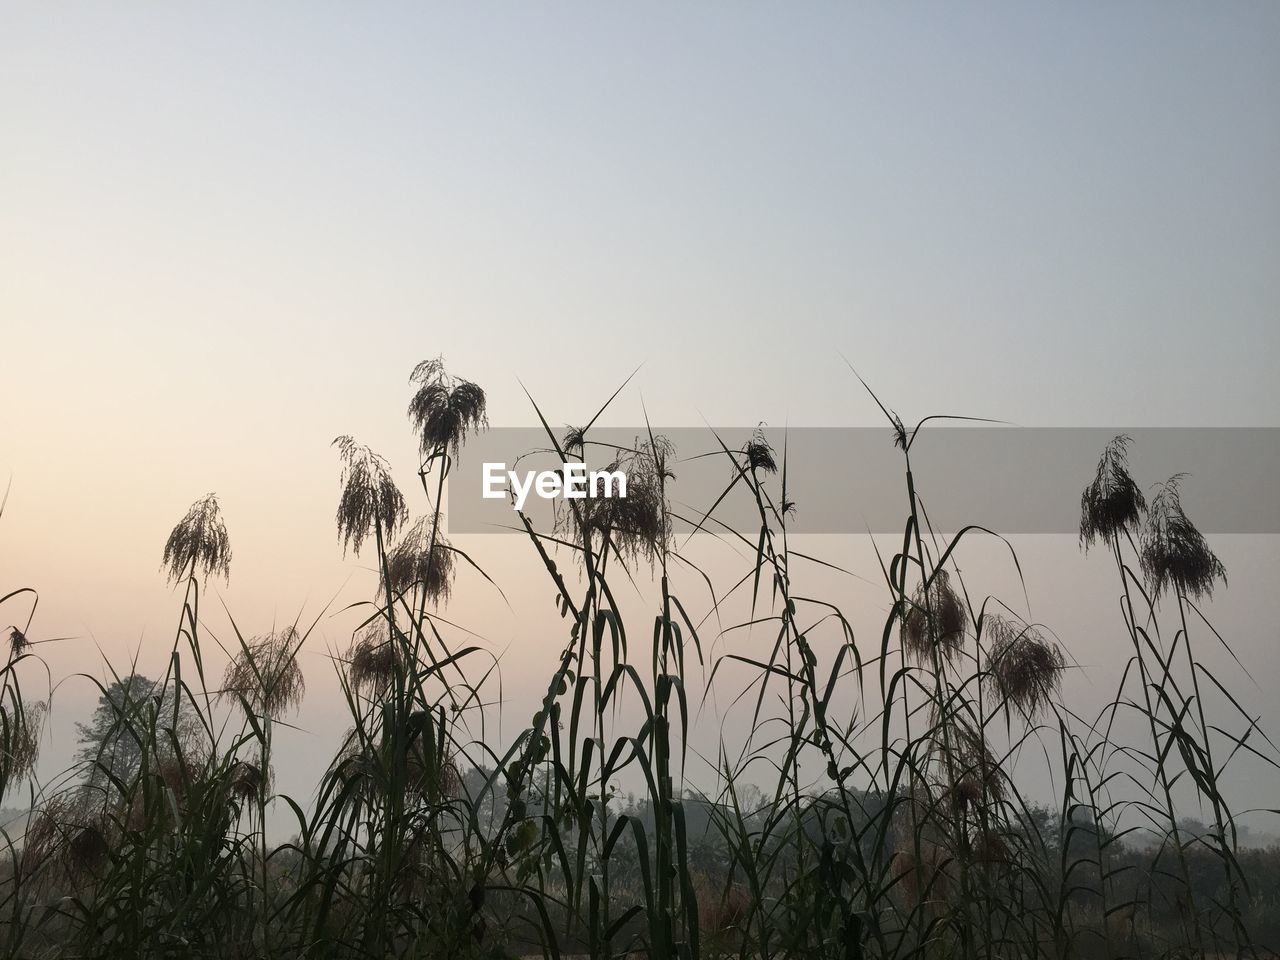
(1140, 475, 1227, 600)
(562, 426, 587, 455)
(743, 429, 778, 475)
(951, 726, 1005, 809)
(901, 570, 967, 663)
(228, 759, 267, 801)
(221, 627, 306, 718)
(1080, 435, 1146, 550)
(8, 627, 29, 657)
(404, 709, 461, 802)
(984, 616, 1065, 720)
(333, 436, 407, 557)
(556, 436, 674, 566)
(385, 517, 455, 604)
(3, 699, 46, 785)
(22, 795, 113, 885)
(162, 493, 232, 584)
(347, 622, 405, 696)
(891, 413, 908, 450)
(67, 823, 110, 876)
(407, 356, 488, 457)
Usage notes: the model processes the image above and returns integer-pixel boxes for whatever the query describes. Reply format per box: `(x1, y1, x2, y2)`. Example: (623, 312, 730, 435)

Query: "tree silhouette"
(74, 674, 200, 792)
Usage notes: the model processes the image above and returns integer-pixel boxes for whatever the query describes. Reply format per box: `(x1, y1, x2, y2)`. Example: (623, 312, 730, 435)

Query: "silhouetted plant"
(161, 492, 232, 582)
(1080, 434, 1146, 550)
(8, 626, 29, 657)
(556, 436, 674, 566)
(333, 436, 407, 556)
(347, 622, 403, 696)
(20, 793, 112, 887)
(562, 424, 587, 455)
(1140, 475, 1227, 600)
(3, 697, 45, 783)
(983, 616, 1065, 720)
(5, 375, 1275, 960)
(386, 517, 456, 604)
(950, 724, 1006, 810)
(221, 627, 306, 719)
(407, 356, 488, 457)
(227, 758, 267, 802)
(743, 427, 778, 474)
(901, 569, 967, 663)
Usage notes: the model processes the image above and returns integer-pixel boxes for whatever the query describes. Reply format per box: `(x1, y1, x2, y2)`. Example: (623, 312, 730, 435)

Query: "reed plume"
(227, 759, 268, 802)
(221, 627, 306, 718)
(1140, 475, 1227, 600)
(333, 436, 407, 556)
(407, 356, 488, 457)
(161, 493, 232, 583)
(1080, 435, 1146, 550)
(556, 436, 674, 566)
(3, 698, 45, 783)
(901, 569, 967, 663)
(8, 627, 30, 657)
(21, 793, 112, 885)
(984, 616, 1065, 720)
(347, 622, 404, 696)
(949, 723, 1006, 811)
(743, 428, 778, 474)
(385, 517, 456, 604)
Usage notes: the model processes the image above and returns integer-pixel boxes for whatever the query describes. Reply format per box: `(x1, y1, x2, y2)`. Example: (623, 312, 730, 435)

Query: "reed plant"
(0, 366, 1274, 960)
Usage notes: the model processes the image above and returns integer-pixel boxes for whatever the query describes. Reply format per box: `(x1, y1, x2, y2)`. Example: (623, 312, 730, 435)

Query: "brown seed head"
(1080, 435, 1146, 550)
(407, 356, 488, 457)
(385, 517, 455, 604)
(901, 570, 967, 663)
(221, 627, 306, 718)
(1140, 475, 1227, 600)
(162, 493, 232, 583)
(984, 616, 1065, 720)
(332, 436, 407, 557)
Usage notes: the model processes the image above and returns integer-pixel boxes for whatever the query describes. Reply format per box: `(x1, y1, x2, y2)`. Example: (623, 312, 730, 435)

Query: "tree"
(74, 674, 202, 793)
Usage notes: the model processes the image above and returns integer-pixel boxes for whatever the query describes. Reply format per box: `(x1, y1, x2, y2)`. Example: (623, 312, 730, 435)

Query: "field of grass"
(1, 358, 1276, 959)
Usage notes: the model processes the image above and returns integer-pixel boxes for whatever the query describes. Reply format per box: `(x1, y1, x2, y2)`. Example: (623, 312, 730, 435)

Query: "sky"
(2, 4, 1278, 826)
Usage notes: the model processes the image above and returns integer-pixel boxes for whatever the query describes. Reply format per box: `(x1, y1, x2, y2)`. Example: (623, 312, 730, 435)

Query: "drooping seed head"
(1140, 475, 1227, 600)
(66, 822, 110, 877)
(984, 616, 1065, 720)
(950, 724, 1006, 808)
(404, 709, 462, 802)
(22, 794, 113, 885)
(3, 699, 46, 785)
(221, 627, 306, 719)
(385, 517, 455, 604)
(227, 759, 268, 801)
(407, 356, 488, 457)
(556, 436, 674, 566)
(346, 622, 405, 696)
(1080, 435, 1146, 551)
(743, 428, 778, 475)
(562, 425, 587, 456)
(901, 570, 968, 663)
(161, 493, 232, 584)
(8, 628, 30, 658)
(333, 436, 407, 557)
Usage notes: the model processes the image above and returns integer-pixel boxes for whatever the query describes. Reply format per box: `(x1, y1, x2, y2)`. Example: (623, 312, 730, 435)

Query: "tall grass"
(0, 364, 1274, 959)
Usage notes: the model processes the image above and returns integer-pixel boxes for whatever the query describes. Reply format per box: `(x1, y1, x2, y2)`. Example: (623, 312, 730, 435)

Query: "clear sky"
(2, 4, 1278, 822)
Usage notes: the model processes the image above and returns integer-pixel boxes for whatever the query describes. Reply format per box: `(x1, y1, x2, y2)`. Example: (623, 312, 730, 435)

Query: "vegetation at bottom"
(1, 359, 1276, 959)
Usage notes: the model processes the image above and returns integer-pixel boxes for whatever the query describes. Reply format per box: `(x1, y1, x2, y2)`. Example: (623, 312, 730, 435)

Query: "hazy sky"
(2, 4, 1278, 820)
